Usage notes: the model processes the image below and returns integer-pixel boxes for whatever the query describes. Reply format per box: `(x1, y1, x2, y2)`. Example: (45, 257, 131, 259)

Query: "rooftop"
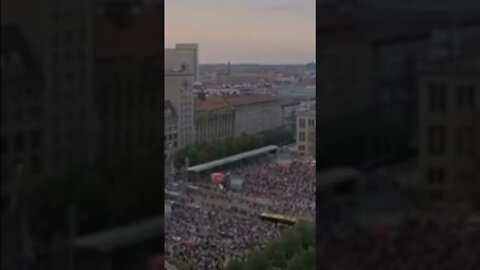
(224, 94, 279, 107)
(194, 96, 231, 112)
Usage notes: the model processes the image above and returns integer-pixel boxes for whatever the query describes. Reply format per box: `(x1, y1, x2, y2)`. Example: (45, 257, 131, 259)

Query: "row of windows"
(1, 130, 43, 155)
(298, 131, 315, 143)
(427, 125, 476, 156)
(427, 83, 477, 113)
(298, 118, 315, 128)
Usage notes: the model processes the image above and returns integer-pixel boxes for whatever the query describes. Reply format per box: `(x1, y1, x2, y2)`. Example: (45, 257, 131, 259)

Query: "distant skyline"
(165, 0, 315, 65)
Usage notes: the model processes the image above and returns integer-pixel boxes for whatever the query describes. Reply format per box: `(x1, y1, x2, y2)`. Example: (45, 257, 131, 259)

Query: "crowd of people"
(165, 156, 316, 269)
(231, 158, 316, 217)
(165, 199, 287, 269)
(317, 217, 480, 270)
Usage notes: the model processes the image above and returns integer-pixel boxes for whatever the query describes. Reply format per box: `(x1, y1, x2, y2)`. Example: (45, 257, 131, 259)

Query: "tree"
(234, 221, 316, 269)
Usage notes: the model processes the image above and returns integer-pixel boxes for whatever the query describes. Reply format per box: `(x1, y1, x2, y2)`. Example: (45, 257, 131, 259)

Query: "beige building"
(164, 100, 179, 152)
(165, 44, 198, 148)
(194, 96, 235, 143)
(225, 95, 283, 137)
(296, 111, 316, 159)
(418, 56, 480, 210)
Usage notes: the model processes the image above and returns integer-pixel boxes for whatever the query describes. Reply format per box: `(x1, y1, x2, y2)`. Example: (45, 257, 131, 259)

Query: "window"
(299, 145, 305, 151)
(428, 125, 446, 156)
(299, 118, 306, 128)
(30, 155, 42, 175)
(15, 110, 24, 124)
(65, 51, 73, 64)
(427, 167, 446, 185)
(51, 33, 59, 46)
(308, 119, 315, 127)
(51, 52, 59, 68)
(429, 189, 444, 202)
(467, 85, 476, 109)
(1, 137, 7, 155)
(65, 30, 74, 44)
(457, 126, 477, 156)
(299, 132, 306, 142)
(31, 129, 42, 150)
(428, 83, 447, 113)
(65, 71, 74, 82)
(466, 126, 476, 156)
(14, 133, 25, 152)
(53, 133, 61, 145)
(28, 107, 43, 122)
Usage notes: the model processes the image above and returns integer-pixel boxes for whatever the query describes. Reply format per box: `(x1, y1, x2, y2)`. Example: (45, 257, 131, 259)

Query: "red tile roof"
(194, 96, 231, 112)
(224, 95, 279, 107)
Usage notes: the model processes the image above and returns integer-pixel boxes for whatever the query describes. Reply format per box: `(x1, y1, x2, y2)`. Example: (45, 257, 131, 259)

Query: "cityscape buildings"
(418, 56, 480, 210)
(164, 44, 198, 148)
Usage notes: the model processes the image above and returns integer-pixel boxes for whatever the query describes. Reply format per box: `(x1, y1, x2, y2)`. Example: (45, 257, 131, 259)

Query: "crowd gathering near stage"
(165, 156, 479, 270)
(164, 156, 316, 269)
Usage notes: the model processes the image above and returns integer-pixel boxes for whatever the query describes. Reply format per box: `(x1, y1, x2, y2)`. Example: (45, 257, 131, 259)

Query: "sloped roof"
(224, 94, 279, 107)
(194, 96, 231, 112)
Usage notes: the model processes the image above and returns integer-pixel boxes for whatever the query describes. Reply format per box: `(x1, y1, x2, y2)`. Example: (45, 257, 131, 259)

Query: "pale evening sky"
(165, 0, 315, 65)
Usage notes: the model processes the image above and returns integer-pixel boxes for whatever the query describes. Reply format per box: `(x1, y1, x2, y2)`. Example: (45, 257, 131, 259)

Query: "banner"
(211, 172, 225, 185)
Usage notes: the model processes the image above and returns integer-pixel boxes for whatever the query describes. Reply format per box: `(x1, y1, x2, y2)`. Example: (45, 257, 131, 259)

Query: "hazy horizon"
(165, 0, 315, 65)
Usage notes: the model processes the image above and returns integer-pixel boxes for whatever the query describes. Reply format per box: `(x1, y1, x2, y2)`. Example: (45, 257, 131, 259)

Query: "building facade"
(296, 111, 316, 159)
(164, 100, 179, 152)
(2, 0, 96, 177)
(418, 57, 480, 210)
(194, 96, 235, 143)
(95, 11, 164, 163)
(225, 95, 283, 137)
(165, 44, 198, 148)
(1, 25, 46, 216)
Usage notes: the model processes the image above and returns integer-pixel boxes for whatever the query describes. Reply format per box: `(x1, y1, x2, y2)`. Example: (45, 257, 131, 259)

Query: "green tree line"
(227, 221, 316, 270)
(175, 129, 294, 166)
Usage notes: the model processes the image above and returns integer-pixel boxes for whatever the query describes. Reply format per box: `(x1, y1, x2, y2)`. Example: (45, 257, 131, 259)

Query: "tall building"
(165, 44, 198, 148)
(418, 56, 480, 210)
(296, 111, 316, 159)
(95, 10, 164, 163)
(164, 100, 179, 153)
(1, 25, 45, 216)
(2, 0, 96, 177)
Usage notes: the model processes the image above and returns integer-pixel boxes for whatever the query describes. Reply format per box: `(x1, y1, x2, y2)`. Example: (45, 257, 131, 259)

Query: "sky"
(165, 0, 315, 65)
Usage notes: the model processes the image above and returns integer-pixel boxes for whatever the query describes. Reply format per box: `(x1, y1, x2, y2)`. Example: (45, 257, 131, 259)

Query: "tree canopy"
(227, 221, 315, 270)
